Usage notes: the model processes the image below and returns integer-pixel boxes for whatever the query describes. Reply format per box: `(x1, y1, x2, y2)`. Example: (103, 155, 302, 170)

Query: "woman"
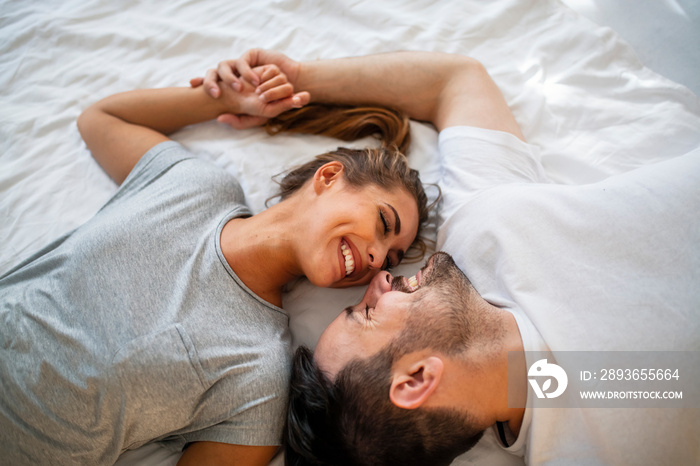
(0, 66, 428, 465)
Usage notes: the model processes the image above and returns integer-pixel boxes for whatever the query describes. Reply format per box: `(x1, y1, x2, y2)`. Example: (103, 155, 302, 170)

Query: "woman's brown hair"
(264, 104, 432, 262)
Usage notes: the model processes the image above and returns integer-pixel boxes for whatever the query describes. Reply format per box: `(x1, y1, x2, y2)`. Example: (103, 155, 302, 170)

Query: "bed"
(1, 0, 698, 464)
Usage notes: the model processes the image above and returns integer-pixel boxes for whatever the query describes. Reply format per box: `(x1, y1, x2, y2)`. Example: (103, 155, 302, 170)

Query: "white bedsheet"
(1, 1, 699, 465)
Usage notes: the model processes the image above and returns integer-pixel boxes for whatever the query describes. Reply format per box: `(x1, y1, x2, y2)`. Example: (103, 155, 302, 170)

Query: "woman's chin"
(330, 270, 376, 289)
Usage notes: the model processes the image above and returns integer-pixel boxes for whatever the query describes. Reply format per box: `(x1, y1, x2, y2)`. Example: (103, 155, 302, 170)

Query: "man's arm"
(177, 442, 278, 466)
(297, 52, 523, 139)
(204, 50, 524, 140)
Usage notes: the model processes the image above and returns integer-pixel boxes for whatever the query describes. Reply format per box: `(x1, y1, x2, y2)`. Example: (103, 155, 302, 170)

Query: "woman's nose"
(368, 244, 388, 269)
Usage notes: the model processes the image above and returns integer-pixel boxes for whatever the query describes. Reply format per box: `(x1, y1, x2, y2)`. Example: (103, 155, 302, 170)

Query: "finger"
(236, 50, 260, 87)
(292, 91, 311, 108)
(259, 83, 295, 103)
(256, 64, 283, 84)
(215, 61, 243, 92)
(217, 113, 268, 130)
(203, 69, 221, 98)
(256, 74, 289, 96)
(262, 91, 311, 117)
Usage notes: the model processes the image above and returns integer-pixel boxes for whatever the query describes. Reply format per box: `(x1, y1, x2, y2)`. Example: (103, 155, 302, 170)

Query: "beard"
(390, 251, 466, 293)
(388, 251, 480, 357)
(420, 251, 467, 288)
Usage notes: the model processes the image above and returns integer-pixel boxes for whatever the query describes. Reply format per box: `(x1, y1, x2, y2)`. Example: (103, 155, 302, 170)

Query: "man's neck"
(499, 311, 526, 437)
(452, 308, 526, 436)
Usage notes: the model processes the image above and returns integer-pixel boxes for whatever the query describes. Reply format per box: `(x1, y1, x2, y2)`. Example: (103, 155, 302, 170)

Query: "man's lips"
(393, 264, 427, 293)
(391, 273, 418, 293)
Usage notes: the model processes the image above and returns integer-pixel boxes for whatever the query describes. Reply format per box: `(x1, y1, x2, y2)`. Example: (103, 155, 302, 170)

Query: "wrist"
(213, 82, 246, 115)
(295, 60, 324, 103)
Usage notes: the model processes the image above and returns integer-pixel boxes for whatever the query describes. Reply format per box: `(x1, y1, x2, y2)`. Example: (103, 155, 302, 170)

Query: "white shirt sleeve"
(438, 126, 550, 225)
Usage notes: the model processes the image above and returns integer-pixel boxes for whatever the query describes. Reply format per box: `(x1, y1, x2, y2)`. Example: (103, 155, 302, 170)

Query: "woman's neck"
(219, 200, 303, 308)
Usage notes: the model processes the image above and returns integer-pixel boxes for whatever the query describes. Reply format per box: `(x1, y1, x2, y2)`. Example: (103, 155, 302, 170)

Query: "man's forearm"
(295, 52, 475, 124)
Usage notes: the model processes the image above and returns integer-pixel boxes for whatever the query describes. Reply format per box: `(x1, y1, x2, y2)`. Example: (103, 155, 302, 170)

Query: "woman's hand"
(191, 49, 308, 129)
(192, 49, 301, 99)
(194, 63, 302, 129)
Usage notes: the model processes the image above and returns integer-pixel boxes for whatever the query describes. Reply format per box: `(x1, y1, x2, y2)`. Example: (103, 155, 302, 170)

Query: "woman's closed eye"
(382, 249, 404, 271)
(379, 209, 391, 235)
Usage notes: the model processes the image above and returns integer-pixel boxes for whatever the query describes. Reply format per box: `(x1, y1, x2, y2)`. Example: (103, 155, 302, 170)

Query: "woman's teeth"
(341, 243, 355, 276)
(408, 275, 418, 290)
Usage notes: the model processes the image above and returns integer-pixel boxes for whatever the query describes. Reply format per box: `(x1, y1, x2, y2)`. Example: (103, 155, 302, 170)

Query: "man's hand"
(191, 51, 308, 129)
(192, 49, 300, 98)
(210, 63, 308, 129)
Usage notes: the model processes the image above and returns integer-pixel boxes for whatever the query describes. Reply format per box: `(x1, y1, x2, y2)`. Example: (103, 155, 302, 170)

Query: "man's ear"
(313, 161, 344, 194)
(389, 356, 444, 409)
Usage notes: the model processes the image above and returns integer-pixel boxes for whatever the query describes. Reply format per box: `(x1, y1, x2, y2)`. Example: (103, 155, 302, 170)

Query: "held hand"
(192, 63, 309, 130)
(191, 49, 300, 100)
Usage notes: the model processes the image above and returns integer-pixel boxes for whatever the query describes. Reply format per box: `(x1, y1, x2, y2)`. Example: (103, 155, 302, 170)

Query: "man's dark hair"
(285, 345, 484, 466)
(285, 253, 489, 465)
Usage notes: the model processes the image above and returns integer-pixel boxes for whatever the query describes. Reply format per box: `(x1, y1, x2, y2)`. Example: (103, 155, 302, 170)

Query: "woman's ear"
(313, 161, 344, 194)
(389, 356, 444, 409)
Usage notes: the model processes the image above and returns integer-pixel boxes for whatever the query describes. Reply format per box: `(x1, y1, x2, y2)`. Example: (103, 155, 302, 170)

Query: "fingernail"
(259, 94, 266, 101)
(232, 82, 241, 92)
(292, 96, 302, 107)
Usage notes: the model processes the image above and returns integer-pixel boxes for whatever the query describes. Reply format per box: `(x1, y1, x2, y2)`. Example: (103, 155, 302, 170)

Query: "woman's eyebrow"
(385, 203, 401, 234)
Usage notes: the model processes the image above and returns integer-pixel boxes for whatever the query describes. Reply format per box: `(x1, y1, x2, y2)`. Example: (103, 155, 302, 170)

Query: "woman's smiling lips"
(339, 238, 360, 279)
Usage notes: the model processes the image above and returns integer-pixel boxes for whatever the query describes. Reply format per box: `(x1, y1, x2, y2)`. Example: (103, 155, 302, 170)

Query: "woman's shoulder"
(138, 141, 246, 201)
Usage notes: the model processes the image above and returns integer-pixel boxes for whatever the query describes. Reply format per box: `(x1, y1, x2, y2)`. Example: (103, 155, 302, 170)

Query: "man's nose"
(363, 271, 393, 306)
(375, 270, 393, 293)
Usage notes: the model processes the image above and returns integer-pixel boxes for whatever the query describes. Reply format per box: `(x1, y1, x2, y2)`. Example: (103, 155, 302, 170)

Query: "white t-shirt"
(437, 126, 700, 465)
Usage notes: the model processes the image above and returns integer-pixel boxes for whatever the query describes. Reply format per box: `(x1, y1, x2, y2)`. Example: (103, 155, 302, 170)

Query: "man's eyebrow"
(386, 203, 401, 235)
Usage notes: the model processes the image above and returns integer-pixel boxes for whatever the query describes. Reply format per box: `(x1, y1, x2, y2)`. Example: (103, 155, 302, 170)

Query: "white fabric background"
(1, 1, 698, 464)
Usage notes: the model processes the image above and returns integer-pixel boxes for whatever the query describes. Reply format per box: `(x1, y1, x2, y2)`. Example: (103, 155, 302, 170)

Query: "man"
(204, 50, 700, 465)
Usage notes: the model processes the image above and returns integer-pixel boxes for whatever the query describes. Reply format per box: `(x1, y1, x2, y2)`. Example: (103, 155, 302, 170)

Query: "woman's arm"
(177, 441, 278, 466)
(78, 67, 308, 185)
(78, 87, 220, 184)
(203, 50, 524, 140)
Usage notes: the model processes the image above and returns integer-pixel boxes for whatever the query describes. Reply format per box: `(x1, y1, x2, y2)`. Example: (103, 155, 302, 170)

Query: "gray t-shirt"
(0, 141, 292, 465)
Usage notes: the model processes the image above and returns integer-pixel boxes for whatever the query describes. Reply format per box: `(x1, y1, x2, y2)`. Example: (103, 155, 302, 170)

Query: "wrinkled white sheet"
(1, 0, 699, 465)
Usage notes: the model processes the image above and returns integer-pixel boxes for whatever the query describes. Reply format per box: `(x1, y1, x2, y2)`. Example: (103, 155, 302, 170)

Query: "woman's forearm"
(89, 86, 233, 134)
(78, 86, 237, 185)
